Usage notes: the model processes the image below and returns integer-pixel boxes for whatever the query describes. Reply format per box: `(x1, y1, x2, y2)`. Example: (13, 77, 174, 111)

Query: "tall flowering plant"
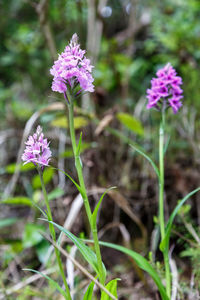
(50, 34, 114, 298)
(127, 64, 200, 299)
(22, 34, 118, 300)
(147, 63, 184, 297)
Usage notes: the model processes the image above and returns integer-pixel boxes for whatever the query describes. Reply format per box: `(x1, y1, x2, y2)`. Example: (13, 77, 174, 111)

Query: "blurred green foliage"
(150, 0, 200, 107)
(1, 0, 200, 123)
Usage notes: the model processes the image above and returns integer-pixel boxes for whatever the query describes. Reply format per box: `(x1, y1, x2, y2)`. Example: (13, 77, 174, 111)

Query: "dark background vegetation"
(1, 0, 200, 299)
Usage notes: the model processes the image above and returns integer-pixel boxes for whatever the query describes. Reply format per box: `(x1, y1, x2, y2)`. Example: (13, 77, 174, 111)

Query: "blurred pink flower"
(146, 63, 183, 113)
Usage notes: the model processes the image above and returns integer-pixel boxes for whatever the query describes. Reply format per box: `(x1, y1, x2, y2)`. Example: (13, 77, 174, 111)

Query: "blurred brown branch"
(86, 0, 107, 65)
(35, 0, 57, 60)
(115, 0, 151, 53)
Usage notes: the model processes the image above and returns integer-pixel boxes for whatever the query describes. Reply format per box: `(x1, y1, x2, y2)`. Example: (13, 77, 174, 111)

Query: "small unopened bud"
(70, 33, 78, 47)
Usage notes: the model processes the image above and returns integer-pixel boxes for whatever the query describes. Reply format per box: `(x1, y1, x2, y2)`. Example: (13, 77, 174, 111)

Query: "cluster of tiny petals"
(22, 126, 52, 168)
(50, 33, 94, 94)
(146, 63, 183, 113)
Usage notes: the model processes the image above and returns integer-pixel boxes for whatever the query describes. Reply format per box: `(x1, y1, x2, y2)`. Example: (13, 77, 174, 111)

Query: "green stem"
(159, 119, 171, 298)
(67, 97, 105, 285)
(92, 221, 106, 284)
(159, 124, 165, 241)
(38, 168, 72, 300)
(68, 101, 92, 224)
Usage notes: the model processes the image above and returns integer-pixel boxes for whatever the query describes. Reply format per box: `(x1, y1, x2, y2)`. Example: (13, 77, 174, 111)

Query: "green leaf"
(51, 116, 89, 129)
(92, 187, 116, 228)
(160, 187, 200, 252)
(29, 196, 47, 217)
(32, 168, 54, 189)
(5, 162, 35, 174)
(23, 269, 66, 298)
(0, 217, 19, 228)
(52, 167, 85, 198)
(129, 144, 159, 178)
(180, 248, 196, 258)
(51, 116, 67, 128)
(23, 223, 45, 248)
(177, 203, 191, 216)
(100, 279, 119, 300)
(11, 241, 23, 253)
(116, 113, 144, 136)
(1, 196, 32, 206)
(74, 117, 89, 129)
(91, 188, 116, 285)
(97, 241, 169, 300)
(63, 172, 83, 195)
(83, 281, 95, 300)
(48, 187, 65, 201)
(43, 220, 104, 278)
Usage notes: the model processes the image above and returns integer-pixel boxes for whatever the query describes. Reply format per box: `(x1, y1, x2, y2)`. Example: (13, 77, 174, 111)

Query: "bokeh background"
(1, 0, 200, 299)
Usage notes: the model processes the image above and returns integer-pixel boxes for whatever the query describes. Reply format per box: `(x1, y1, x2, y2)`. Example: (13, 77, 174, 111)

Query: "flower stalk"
(146, 63, 183, 298)
(50, 32, 105, 288)
(159, 113, 171, 298)
(67, 94, 105, 286)
(38, 168, 72, 300)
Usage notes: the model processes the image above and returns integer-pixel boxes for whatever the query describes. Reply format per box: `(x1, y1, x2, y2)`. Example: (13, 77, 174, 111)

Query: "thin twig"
(35, 0, 57, 60)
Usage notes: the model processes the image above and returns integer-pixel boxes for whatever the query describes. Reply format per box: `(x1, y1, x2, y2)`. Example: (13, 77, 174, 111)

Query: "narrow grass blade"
(129, 144, 159, 178)
(92, 187, 116, 227)
(83, 281, 95, 300)
(42, 220, 101, 277)
(160, 186, 200, 252)
(23, 269, 66, 297)
(51, 167, 85, 198)
(96, 241, 169, 300)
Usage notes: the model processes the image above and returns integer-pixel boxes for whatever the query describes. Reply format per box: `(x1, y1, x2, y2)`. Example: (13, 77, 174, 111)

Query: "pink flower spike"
(50, 33, 94, 94)
(146, 63, 183, 114)
(22, 126, 52, 169)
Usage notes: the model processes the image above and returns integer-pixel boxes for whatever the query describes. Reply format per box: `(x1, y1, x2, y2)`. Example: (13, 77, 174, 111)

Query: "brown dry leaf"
(95, 114, 114, 136)
(40, 102, 65, 113)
